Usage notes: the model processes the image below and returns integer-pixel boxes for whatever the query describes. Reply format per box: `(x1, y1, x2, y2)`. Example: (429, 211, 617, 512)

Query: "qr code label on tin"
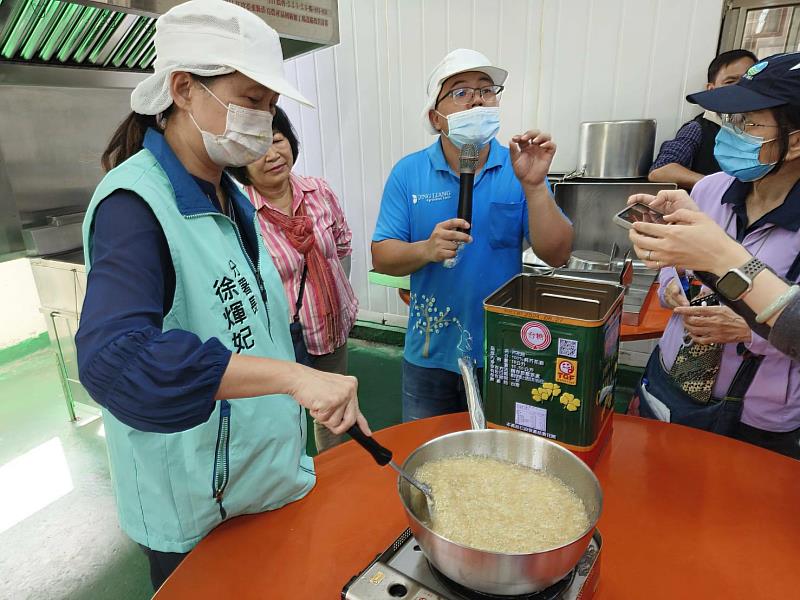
(558, 338, 578, 358)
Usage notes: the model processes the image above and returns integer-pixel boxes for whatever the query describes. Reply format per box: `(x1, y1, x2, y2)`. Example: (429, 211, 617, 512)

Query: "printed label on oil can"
(488, 346, 547, 387)
(515, 402, 547, 432)
(484, 275, 623, 447)
(555, 358, 578, 386)
(557, 338, 578, 358)
(520, 321, 551, 350)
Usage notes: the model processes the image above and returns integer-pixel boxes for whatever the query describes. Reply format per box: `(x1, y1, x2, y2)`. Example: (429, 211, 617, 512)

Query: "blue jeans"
(401, 359, 484, 422)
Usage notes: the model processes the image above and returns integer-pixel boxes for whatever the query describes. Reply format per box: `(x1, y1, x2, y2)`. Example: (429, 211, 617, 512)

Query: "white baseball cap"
(421, 48, 508, 134)
(131, 0, 312, 115)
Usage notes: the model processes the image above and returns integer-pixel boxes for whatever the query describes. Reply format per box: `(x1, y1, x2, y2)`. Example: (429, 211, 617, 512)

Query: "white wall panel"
(645, 0, 700, 147)
(541, 0, 592, 166)
(579, 0, 624, 123)
(613, 0, 661, 120)
(283, 0, 725, 321)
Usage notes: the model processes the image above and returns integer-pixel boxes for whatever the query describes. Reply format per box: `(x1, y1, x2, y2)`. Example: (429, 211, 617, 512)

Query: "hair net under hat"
(421, 49, 508, 135)
(131, 0, 312, 115)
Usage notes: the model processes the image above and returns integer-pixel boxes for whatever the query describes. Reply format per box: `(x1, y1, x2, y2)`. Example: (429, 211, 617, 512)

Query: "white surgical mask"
(437, 106, 500, 149)
(190, 83, 273, 167)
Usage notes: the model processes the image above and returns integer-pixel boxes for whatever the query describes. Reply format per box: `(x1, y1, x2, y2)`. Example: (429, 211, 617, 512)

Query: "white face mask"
(437, 105, 500, 149)
(190, 83, 273, 167)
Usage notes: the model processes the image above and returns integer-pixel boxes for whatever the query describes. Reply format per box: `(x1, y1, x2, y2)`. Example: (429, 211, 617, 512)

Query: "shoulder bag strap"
(722, 247, 800, 400)
(293, 261, 309, 323)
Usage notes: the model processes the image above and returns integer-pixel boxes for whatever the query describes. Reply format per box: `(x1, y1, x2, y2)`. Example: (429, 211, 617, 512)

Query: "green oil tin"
(483, 274, 624, 463)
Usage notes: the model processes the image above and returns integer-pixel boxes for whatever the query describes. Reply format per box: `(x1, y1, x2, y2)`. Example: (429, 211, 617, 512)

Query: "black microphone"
(457, 143, 478, 228)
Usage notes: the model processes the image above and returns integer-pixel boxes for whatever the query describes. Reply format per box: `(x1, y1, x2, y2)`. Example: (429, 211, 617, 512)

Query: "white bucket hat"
(421, 48, 508, 135)
(131, 0, 312, 115)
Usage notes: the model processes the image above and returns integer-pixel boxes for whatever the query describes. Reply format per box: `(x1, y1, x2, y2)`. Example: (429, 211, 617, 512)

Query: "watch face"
(718, 271, 750, 300)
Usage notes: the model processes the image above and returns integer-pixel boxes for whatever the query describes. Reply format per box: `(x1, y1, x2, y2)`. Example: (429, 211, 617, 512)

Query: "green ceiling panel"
(124, 20, 154, 68)
(38, 3, 82, 61)
(138, 44, 155, 70)
(20, 0, 64, 60)
(1, 0, 156, 71)
(73, 8, 113, 63)
(1, 0, 47, 59)
(86, 10, 124, 64)
(108, 15, 147, 68)
(56, 5, 99, 62)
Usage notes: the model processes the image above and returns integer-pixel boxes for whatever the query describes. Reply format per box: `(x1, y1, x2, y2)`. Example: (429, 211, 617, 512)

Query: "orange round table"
(154, 414, 800, 599)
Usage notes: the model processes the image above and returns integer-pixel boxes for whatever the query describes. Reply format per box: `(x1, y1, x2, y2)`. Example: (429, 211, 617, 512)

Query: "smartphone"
(690, 293, 720, 307)
(613, 202, 667, 229)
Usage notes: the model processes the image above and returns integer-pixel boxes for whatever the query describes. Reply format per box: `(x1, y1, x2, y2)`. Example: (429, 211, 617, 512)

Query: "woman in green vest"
(75, 0, 370, 590)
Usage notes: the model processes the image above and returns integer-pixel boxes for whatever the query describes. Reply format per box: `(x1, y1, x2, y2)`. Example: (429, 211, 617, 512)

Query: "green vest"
(83, 148, 315, 553)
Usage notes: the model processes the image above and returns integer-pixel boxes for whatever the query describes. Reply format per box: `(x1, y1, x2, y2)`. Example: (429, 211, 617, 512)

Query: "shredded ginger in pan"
(415, 456, 589, 554)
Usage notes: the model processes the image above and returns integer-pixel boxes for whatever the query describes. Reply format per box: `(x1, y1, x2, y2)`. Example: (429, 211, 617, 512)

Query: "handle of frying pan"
(347, 425, 392, 466)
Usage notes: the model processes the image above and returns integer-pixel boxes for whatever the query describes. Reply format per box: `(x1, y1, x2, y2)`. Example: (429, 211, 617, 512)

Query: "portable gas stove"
(342, 529, 601, 600)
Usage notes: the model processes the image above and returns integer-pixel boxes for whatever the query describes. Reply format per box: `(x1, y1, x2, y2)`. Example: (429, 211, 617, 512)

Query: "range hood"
(0, 0, 339, 261)
(0, 0, 157, 70)
(0, 0, 339, 72)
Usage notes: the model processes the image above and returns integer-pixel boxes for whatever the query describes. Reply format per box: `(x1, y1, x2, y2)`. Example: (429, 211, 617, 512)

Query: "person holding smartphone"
(628, 206, 800, 459)
(630, 207, 799, 350)
(614, 202, 693, 308)
(621, 53, 800, 458)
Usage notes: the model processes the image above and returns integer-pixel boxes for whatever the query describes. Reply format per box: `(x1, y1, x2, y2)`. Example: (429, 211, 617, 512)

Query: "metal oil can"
(483, 274, 624, 467)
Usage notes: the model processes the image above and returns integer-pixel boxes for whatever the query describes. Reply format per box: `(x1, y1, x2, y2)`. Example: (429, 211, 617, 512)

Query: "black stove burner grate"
(427, 560, 575, 600)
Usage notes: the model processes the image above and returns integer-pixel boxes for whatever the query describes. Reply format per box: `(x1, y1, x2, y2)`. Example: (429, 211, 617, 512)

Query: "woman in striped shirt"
(230, 107, 358, 452)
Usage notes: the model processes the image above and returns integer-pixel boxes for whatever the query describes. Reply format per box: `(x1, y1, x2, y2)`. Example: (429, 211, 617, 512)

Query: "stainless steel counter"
(552, 180, 677, 254)
(29, 251, 94, 419)
(552, 267, 658, 326)
(30, 251, 86, 315)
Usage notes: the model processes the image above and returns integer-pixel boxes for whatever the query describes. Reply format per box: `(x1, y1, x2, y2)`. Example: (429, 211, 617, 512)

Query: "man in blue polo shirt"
(372, 49, 573, 421)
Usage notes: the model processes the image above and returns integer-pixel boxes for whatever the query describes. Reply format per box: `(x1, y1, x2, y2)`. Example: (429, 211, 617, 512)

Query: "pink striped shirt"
(246, 173, 358, 355)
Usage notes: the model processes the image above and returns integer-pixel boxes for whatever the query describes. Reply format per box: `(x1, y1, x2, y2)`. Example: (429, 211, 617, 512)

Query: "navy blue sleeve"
(76, 189, 232, 433)
(650, 120, 703, 171)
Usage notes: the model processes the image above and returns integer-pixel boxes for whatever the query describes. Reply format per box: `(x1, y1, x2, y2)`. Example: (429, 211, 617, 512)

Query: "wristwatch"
(716, 257, 768, 301)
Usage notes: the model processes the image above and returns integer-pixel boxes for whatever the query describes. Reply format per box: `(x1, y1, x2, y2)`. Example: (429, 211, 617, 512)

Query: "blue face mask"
(437, 106, 500, 149)
(714, 125, 777, 182)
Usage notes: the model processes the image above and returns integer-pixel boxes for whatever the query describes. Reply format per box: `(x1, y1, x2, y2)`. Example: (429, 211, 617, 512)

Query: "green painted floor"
(0, 339, 404, 599)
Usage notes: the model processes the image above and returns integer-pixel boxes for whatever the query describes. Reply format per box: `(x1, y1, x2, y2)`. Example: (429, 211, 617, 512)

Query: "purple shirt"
(657, 172, 800, 432)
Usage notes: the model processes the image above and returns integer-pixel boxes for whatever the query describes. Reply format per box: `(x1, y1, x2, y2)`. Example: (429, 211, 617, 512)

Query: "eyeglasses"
(436, 85, 504, 107)
(722, 113, 780, 135)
